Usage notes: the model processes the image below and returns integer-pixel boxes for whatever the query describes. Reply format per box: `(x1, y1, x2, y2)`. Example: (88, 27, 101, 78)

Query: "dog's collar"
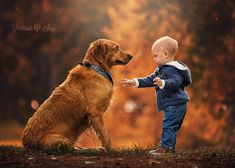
(79, 62, 113, 85)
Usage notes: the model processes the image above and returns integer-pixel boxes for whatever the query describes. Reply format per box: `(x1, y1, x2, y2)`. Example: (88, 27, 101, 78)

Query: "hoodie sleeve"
(136, 68, 158, 88)
(164, 67, 184, 91)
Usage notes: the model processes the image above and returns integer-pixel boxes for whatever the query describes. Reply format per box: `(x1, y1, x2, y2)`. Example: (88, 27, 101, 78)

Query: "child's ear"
(164, 51, 168, 57)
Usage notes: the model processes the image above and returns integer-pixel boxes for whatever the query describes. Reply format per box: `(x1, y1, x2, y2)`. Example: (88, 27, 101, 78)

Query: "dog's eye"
(114, 46, 119, 51)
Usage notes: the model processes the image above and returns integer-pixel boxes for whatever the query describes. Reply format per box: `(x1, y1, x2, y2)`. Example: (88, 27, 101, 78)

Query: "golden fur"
(22, 39, 132, 150)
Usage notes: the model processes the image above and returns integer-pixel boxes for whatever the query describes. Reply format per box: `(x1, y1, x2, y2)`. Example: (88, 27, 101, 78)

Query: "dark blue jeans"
(160, 104, 187, 151)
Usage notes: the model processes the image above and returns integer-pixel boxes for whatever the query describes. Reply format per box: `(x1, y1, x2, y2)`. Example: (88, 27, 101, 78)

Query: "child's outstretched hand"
(121, 79, 136, 87)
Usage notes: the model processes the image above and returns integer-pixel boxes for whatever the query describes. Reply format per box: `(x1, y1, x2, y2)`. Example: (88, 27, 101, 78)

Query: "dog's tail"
(22, 117, 41, 149)
(22, 86, 68, 149)
(21, 107, 50, 149)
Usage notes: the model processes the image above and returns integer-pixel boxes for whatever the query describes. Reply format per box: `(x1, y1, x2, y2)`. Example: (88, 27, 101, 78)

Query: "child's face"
(152, 44, 169, 66)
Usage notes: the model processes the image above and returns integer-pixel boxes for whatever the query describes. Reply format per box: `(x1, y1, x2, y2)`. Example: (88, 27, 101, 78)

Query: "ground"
(0, 146, 234, 168)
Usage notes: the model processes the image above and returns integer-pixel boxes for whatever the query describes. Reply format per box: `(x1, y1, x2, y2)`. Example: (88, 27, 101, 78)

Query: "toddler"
(121, 36, 192, 155)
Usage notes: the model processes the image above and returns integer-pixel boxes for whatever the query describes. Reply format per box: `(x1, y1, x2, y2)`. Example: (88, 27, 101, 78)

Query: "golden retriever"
(22, 39, 133, 151)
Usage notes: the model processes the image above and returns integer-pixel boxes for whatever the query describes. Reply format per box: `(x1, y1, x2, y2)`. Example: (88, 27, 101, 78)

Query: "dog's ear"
(90, 39, 107, 59)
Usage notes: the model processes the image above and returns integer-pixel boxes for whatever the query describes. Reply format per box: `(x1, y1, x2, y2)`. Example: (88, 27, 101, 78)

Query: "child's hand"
(153, 77, 164, 87)
(121, 79, 136, 87)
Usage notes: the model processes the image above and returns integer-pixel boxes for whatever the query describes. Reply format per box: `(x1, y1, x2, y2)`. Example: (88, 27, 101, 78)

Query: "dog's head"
(84, 39, 133, 68)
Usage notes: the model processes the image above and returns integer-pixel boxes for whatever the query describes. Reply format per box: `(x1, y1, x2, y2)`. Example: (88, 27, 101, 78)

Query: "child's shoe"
(149, 147, 174, 156)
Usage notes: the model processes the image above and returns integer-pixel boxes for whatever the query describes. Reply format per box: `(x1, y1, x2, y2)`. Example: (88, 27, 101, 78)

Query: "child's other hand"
(153, 77, 163, 87)
(121, 79, 136, 87)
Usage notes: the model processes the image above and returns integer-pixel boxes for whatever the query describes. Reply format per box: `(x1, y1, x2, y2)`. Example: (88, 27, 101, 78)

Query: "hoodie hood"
(165, 61, 192, 86)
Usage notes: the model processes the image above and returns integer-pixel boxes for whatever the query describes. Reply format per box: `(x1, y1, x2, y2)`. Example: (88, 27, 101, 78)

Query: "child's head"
(151, 36, 178, 65)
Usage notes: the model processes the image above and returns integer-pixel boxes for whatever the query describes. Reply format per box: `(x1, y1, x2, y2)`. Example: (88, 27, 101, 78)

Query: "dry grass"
(0, 144, 234, 157)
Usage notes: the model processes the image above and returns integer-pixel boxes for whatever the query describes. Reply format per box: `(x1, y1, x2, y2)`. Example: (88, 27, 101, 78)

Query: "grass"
(0, 144, 151, 157)
(0, 145, 234, 158)
(178, 146, 235, 156)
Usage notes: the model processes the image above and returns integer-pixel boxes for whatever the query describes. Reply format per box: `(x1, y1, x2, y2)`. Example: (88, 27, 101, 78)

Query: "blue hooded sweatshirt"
(135, 61, 192, 111)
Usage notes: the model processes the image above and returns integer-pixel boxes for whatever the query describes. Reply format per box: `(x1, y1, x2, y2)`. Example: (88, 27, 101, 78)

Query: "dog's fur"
(22, 39, 132, 150)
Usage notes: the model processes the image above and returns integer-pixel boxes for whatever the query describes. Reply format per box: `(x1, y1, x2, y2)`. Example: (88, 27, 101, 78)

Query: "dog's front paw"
(98, 146, 113, 153)
(105, 145, 113, 153)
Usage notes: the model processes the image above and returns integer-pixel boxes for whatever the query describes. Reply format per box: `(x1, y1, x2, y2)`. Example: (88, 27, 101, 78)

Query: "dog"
(22, 39, 133, 151)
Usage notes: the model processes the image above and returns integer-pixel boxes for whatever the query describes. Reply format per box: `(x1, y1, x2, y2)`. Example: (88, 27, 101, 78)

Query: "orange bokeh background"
(0, 0, 234, 149)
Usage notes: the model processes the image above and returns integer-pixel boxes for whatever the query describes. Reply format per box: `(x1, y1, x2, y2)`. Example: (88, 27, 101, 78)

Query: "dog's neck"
(83, 56, 112, 75)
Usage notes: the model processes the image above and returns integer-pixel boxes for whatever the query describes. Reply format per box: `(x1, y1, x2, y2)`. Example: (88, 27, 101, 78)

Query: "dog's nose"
(127, 54, 133, 60)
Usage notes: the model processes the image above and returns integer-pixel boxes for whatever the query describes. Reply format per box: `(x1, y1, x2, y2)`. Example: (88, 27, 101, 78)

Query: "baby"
(121, 36, 192, 155)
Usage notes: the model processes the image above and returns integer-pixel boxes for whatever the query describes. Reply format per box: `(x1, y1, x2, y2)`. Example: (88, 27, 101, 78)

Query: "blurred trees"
(0, 0, 113, 122)
(178, 0, 235, 146)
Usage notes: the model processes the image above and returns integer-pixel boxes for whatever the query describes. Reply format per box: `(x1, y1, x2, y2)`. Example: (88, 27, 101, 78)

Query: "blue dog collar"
(79, 62, 113, 85)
